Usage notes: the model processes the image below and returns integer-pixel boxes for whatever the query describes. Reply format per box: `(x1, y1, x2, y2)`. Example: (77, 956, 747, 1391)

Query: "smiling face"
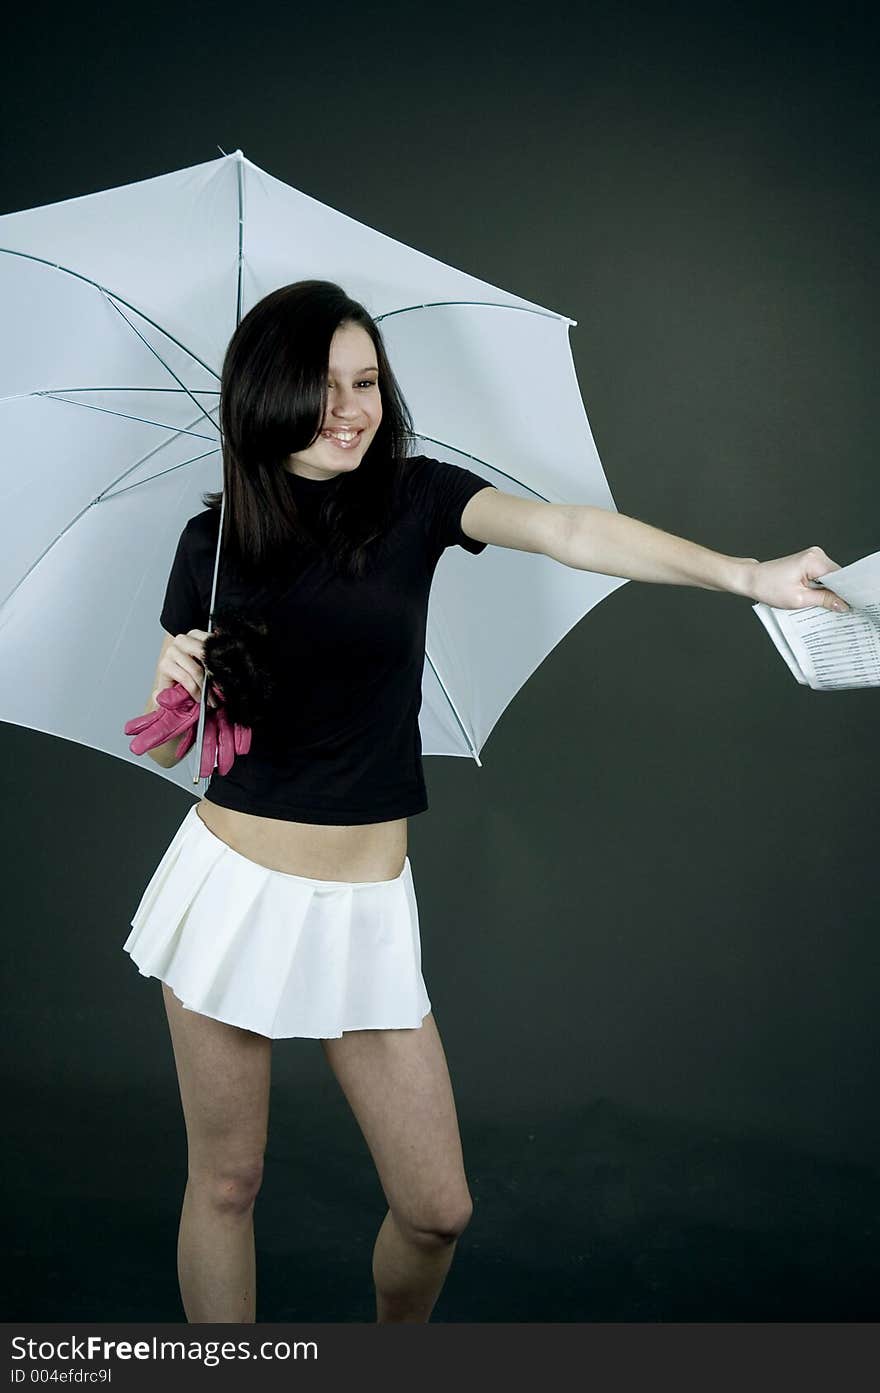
(285, 321, 383, 481)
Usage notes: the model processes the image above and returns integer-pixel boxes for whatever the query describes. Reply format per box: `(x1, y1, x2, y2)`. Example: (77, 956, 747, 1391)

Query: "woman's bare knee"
(189, 1157, 266, 1216)
(395, 1193, 474, 1246)
(322, 1014, 472, 1247)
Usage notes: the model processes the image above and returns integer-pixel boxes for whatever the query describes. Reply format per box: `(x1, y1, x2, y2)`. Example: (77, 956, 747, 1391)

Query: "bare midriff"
(195, 799, 408, 883)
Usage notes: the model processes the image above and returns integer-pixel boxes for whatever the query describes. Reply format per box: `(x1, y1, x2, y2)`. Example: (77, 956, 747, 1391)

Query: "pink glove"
(205, 681, 252, 776)
(124, 682, 252, 777)
(125, 682, 198, 760)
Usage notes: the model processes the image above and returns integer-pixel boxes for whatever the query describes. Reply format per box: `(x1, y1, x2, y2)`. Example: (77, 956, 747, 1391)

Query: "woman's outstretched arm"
(459, 488, 850, 615)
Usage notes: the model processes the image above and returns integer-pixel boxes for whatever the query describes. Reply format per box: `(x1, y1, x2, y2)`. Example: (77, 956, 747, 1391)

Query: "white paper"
(752, 549, 880, 690)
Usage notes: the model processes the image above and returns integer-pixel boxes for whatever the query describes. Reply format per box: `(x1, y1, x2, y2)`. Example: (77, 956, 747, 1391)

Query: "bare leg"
(321, 1012, 473, 1322)
(371, 1207, 462, 1322)
(162, 982, 272, 1322)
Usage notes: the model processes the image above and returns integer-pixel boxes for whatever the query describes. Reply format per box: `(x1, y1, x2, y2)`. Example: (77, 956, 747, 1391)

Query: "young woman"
(123, 279, 848, 1325)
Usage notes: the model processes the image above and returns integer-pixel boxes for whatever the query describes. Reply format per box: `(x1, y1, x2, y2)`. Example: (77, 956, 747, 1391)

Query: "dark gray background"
(2, 0, 878, 1320)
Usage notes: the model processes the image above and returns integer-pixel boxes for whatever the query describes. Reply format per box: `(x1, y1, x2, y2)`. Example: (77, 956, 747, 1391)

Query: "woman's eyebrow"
(328, 366, 379, 375)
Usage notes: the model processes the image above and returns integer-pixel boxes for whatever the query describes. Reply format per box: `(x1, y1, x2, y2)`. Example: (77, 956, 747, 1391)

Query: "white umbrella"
(0, 149, 624, 795)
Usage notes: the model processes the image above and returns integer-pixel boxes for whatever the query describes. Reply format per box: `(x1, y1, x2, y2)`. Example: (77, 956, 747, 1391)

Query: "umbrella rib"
(103, 295, 222, 438)
(235, 153, 245, 327)
(375, 299, 576, 327)
(0, 386, 220, 403)
(192, 150, 245, 790)
(0, 424, 219, 616)
(423, 647, 482, 768)
(412, 433, 551, 502)
(0, 247, 220, 381)
(94, 420, 219, 500)
(100, 446, 221, 500)
(35, 391, 219, 441)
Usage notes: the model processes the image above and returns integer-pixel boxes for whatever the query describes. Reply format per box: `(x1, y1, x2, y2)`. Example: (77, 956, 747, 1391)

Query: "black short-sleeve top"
(159, 454, 496, 825)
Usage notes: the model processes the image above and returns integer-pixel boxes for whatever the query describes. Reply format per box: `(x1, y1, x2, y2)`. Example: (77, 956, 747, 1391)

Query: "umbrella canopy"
(0, 150, 624, 795)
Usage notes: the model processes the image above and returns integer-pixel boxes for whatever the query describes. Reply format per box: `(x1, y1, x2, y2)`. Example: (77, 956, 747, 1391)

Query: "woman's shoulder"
(395, 454, 448, 509)
(397, 454, 433, 487)
(397, 453, 491, 497)
(177, 505, 221, 547)
(185, 503, 221, 532)
(169, 506, 221, 578)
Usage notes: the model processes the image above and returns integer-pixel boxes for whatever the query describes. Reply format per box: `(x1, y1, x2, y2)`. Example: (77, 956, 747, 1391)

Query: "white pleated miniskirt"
(122, 803, 432, 1040)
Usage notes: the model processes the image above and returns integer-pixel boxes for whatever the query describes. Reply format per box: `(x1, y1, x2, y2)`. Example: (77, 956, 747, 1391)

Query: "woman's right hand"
(152, 629, 218, 708)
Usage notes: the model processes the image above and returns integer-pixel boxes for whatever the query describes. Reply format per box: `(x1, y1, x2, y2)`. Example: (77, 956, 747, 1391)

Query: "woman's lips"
(321, 429, 363, 450)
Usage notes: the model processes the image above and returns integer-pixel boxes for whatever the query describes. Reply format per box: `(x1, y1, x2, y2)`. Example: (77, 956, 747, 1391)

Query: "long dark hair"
(202, 279, 415, 582)
(199, 281, 415, 727)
